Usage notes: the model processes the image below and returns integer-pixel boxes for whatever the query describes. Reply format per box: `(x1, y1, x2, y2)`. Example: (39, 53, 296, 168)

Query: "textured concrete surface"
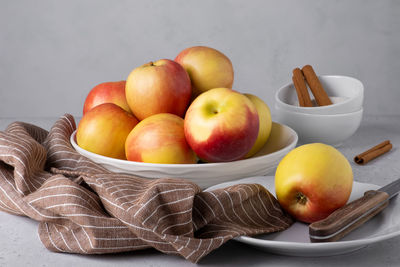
(0, 114, 399, 266)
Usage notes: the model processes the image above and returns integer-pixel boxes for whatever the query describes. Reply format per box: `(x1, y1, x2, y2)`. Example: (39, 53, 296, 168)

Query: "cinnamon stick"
(292, 68, 313, 107)
(302, 65, 332, 106)
(354, 140, 393, 165)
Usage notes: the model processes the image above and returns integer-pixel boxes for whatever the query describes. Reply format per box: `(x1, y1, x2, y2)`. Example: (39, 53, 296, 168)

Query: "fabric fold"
(0, 114, 292, 263)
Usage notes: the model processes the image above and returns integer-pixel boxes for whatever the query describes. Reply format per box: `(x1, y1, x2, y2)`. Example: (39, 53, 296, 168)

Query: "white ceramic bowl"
(70, 122, 298, 189)
(275, 105, 363, 146)
(275, 75, 364, 115)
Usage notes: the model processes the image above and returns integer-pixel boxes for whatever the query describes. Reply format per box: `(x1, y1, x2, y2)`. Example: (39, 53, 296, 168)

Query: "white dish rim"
(275, 75, 364, 111)
(234, 180, 400, 252)
(70, 122, 298, 169)
(274, 105, 364, 117)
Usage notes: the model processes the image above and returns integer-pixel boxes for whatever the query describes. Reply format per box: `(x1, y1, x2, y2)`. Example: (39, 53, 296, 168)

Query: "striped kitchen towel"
(0, 114, 293, 263)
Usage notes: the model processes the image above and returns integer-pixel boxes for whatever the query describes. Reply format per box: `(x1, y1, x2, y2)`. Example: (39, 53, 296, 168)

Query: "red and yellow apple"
(125, 113, 197, 164)
(83, 81, 131, 115)
(244, 94, 272, 158)
(125, 59, 191, 120)
(175, 46, 234, 97)
(275, 143, 353, 223)
(76, 103, 139, 159)
(184, 88, 259, 162)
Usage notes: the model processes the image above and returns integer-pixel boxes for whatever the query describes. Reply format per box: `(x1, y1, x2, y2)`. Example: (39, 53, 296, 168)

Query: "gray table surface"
(0, 115, 399, 267)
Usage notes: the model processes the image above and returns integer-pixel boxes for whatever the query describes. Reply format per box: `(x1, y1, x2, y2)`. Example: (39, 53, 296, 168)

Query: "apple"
(125, 59, 191, 120)
(175, 46, 234, 97)
(77, 103, 139, 159)
(125, 113, 197, 164)
(184, 87, 259, 162)
(83, 81, 131, 115)
(243, 94, 272, 158)
(275, 143, 353, 223)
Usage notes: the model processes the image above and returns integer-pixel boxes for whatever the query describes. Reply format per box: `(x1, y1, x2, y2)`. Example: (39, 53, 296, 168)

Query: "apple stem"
(295, 192, 307, 205)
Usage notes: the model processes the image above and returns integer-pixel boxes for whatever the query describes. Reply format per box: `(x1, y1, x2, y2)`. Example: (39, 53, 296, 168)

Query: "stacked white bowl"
(275, 75, 364, 146)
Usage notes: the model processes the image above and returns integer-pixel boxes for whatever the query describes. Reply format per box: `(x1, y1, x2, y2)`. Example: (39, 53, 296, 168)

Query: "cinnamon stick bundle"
(292, 68, 313, 107)
(291, 65, 332, 107)
(354, 140, 393, 165)
(301, 65, 332, 106)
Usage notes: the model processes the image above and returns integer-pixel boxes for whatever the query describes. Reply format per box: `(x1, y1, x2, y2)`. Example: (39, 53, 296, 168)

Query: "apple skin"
(125, 113, 197, 164)
(175, 46, 234, 97)
(275, 143, 353, 223)
(77, 103, 139, 160)
(184, 88, 259, 162)
(243, 94, 272, 158)
(125, 59, 191, 121)
(83, 81, 131, 115)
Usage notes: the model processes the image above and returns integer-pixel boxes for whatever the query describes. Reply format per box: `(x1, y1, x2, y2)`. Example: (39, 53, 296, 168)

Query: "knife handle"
(309, 190, 389, 242)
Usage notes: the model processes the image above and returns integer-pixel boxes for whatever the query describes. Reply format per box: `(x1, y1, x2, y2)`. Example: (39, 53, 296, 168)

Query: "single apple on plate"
(77, 103, 139, 160)
(243, 93, 272, 158)
(275, 143, 353, 223)
(184, 87, 259, 163)
(125, 113, 197, 164)
(175, 46, 234, 97)
(125, 59, 191, 120)
(83, 81, 131, 115)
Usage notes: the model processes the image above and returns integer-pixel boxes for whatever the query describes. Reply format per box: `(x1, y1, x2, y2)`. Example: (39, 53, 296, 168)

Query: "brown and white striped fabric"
(0, 114, 293, 263)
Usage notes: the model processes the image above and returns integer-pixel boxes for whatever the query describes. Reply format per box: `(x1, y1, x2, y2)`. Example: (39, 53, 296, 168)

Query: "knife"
(309, 178, 400, 242)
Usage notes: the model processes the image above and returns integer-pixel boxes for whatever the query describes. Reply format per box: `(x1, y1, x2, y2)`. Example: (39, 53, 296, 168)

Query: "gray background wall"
(1, 0, 399, 119)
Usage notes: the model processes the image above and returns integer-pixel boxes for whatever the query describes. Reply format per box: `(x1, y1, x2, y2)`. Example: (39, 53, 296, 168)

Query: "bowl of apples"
(72, 46, 298, 189)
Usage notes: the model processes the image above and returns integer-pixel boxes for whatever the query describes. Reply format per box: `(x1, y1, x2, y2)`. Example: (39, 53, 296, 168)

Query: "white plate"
(206, 176, 400, 257)
(70, 122, 298, 189)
